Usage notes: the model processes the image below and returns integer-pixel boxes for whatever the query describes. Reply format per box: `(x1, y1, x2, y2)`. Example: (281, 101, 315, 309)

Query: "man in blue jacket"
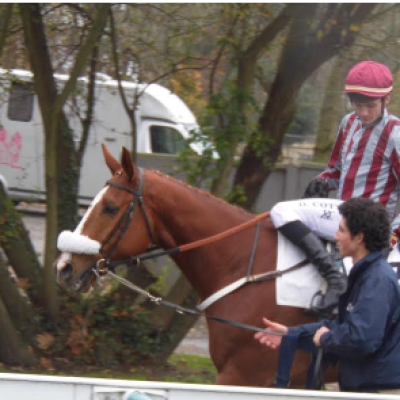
(255, 198, 400, 393)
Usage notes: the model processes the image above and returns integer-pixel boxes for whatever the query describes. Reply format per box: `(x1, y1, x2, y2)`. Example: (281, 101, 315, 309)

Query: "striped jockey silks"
(319, 110, 400, 230)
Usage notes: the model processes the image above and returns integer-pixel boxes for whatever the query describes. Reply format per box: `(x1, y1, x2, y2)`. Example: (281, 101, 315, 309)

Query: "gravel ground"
(174, 316, 209, 356)
(20, 209, 210, 357)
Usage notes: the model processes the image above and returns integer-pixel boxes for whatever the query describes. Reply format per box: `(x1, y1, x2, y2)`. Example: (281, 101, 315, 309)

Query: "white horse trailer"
(0, 69, 202, 204)
(0, 373, 397, 400)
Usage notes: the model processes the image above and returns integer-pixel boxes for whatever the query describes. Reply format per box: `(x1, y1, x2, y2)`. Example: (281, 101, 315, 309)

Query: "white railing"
(0, 373, 399, 400)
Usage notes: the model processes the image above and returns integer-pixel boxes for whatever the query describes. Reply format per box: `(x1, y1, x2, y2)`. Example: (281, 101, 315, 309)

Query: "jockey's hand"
(302, 177, 330, 199)
(254, 317, 288, 350)
(313, 326, 330, 347)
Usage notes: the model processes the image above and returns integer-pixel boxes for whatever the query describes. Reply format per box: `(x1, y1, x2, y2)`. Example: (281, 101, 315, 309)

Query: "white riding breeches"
(270, 198, 344, 241)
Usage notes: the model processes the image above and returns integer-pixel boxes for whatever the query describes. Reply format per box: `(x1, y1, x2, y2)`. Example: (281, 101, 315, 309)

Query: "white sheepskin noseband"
(57, 231, 101, 255)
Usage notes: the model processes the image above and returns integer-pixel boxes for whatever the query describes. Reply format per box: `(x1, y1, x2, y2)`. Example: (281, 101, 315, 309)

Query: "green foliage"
(165, 354, 216, 383)
(177, 84, 259, 192)
(249, 128, 275, 159)
(224, 185, 247, 206)
(176, 128, 219, 188)
(85, 294, 166, 360)
(149, 264, 174, 294)
(169, 353, 215, 372)
(0, 198, 22, 245)
(206, 84, 259, 152)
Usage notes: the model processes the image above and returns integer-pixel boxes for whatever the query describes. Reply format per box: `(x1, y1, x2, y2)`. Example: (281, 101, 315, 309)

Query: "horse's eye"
(103, 204, 119, 215)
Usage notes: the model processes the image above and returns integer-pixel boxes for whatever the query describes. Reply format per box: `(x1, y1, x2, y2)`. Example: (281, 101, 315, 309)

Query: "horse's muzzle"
(54, 255, 94, 293)
(58, 262, 74, 281)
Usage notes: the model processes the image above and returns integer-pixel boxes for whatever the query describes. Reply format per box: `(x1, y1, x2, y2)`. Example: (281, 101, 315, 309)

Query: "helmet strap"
(380, 96, 387, 118)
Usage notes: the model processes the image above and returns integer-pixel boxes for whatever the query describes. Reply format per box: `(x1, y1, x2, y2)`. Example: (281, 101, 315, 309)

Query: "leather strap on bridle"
(100, 168, 156, 260)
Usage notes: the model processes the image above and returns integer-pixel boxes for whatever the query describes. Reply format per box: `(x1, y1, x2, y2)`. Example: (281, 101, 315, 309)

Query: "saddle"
(276, 233, 350, 310)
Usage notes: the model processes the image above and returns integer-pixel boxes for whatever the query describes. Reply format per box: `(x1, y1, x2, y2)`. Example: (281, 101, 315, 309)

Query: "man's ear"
(385, 95, 391, 105)
(355, 231, 365, 245)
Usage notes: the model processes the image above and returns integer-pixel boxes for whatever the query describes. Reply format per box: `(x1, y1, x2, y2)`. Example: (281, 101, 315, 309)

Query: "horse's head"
(54, 145, 155, 292)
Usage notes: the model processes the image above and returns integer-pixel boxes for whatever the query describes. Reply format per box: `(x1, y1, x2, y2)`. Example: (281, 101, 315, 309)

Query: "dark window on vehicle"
(150, 125, 187, 154)
(8, 82, 34, 122)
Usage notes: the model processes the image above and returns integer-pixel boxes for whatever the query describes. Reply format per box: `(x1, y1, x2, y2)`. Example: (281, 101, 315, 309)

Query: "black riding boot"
(279, 220, 347, 317)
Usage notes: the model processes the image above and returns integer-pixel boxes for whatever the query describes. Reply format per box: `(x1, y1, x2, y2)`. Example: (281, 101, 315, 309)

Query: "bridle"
(99, 167, 156, 261)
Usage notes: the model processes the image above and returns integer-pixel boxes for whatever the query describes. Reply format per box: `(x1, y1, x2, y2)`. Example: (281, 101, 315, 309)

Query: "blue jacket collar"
(348, 251, 383, 285)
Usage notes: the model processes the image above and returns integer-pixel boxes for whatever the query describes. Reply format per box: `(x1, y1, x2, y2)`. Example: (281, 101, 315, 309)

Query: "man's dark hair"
(338, 198, 390, 252)
(347, 92, 383, 103)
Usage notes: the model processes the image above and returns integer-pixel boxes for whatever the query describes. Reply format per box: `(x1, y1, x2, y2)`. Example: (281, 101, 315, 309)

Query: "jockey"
(271, 60, 400, 317)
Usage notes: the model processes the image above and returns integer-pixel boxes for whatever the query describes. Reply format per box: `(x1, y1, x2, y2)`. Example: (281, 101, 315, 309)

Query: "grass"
(0, 354, 217, 385)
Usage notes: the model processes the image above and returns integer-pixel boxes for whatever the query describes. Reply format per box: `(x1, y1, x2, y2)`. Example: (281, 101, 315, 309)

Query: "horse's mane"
(150, 169, 252, 218)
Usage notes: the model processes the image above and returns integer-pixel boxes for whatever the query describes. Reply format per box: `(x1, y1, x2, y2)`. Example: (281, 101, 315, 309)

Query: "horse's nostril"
(59, 263, 74, 280)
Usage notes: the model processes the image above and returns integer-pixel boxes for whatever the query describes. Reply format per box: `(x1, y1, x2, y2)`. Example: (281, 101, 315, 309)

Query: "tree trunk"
(210, 5, 294, 199)
(0, 250, 37, 343)
(110, 9, 138, 161)
(149, 273, 197, 331)
(19, 4, 60, 318)
(0, 182, 42, 303)
(0, 4, 12, 59)
(119, 262, 157, 301)
(20, 4, 111, 319)
(0, 295, 36, 366)
(150, 274, 200, 363)
(314, 51, 354, 162)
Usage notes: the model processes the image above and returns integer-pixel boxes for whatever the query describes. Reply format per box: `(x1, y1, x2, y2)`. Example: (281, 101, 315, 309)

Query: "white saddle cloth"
(276, 232, 352, 308)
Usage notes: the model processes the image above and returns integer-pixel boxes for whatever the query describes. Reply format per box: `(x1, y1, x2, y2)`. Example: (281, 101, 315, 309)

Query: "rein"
(103, 210, 272, 270)
(93, 265, 289, 337)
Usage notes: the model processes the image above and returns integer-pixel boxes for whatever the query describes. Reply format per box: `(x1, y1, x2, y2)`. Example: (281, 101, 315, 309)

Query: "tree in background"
(314, 5, 400, 162)
(19, 4, 111, 319)
(231, 4, 378, 210)
(313, 50, 355, 162)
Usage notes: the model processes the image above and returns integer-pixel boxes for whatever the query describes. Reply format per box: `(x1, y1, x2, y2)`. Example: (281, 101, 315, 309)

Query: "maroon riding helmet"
(344, 60, 393, 98)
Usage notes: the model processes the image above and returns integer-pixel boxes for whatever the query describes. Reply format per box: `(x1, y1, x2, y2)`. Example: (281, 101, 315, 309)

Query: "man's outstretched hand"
(254, 317, 288, 350)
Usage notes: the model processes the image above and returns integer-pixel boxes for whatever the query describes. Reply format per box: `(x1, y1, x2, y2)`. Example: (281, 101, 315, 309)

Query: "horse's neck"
(149, 174, 270, 300)
(152, 177, 251, 249)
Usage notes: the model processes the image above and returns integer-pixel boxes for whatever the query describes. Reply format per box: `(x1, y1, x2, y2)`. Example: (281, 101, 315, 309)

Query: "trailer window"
(150, 125, 187, 154)
(8, 82, 34, 122)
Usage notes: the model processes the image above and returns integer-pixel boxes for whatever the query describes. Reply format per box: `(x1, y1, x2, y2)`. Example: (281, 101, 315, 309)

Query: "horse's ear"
(102, 144, 121, 175)
(120, 146, 136, 181)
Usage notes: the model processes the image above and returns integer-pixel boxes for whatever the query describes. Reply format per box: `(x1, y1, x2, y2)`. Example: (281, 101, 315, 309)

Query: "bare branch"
(56, 4, 111, 112)
(0, 4, 13, 60)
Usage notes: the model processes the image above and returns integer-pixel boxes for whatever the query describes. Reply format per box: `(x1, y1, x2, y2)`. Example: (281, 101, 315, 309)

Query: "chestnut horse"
(55, 145, 319, 386)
